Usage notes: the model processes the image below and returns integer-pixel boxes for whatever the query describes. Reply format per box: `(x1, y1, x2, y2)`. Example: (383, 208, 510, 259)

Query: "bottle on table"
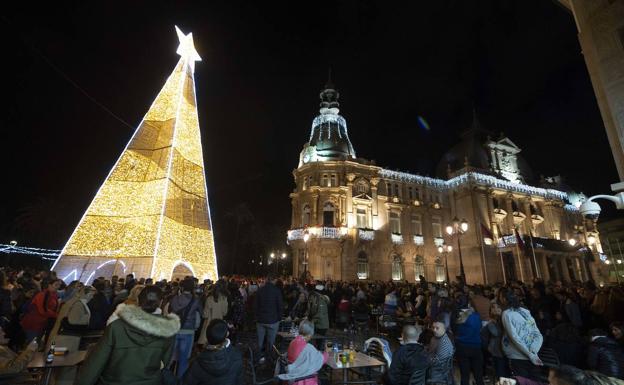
(46, 340, 55, 364)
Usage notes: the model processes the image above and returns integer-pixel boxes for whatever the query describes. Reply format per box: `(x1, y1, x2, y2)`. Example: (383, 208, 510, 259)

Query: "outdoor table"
(28, 351, 87, 385)
(325, 350, 385, 384)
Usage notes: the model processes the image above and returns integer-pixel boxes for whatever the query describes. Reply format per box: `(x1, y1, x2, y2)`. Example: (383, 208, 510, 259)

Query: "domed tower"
(298, 77, 356, 166)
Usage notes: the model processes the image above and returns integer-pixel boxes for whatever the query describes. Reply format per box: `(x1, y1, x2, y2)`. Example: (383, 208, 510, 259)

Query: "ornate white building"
(287, 81, 611, 284)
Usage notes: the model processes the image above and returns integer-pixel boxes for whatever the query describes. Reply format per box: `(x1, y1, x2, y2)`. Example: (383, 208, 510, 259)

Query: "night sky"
(1, 1, 619, 273)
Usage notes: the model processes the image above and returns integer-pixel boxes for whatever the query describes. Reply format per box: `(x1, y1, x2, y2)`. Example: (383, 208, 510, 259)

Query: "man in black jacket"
(587, 329, 624, 380)
(254, 275, 283, 363)
(386, 325, 429, 385)
(181, 319, 242, 385)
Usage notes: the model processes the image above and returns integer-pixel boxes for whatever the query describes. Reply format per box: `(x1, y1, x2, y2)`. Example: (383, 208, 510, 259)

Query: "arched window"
(323, 202, 335, 226)
(302, 205, 311, 226)
(357, 251, 369, 280)
(392, 255, 403, 281)
(435, 257, 445, 282)
(414, 255, 425, 281)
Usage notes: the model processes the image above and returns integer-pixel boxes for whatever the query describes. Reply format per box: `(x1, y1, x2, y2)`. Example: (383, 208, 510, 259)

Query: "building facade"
(287, 81, 612, 284)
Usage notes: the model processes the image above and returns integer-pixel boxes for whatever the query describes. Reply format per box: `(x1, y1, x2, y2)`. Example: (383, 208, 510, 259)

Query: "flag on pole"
(481, 223, 494, 245)
(514, 228, 525, 251)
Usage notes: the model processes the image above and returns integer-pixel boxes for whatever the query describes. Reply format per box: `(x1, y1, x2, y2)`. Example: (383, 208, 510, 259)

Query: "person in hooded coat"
(76, 285, 180, 385)
(180, 319, 243, 385)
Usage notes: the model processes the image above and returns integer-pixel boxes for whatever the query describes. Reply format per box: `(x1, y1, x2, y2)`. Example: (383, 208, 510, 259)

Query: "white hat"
(315, 284, 324, 291)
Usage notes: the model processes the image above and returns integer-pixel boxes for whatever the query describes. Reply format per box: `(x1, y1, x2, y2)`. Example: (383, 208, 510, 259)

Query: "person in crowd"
(180, 319, 242, 385)
(76, 285, 180, 385)
(610, 322, 624, 348)
(587, 328, 624, 380)
(290, 292, 308, 321)
(483, 302, 509, 381)
(384, 285, 399, 316)
(547, 310, 585, 368)
(498, 287, 544, 381)
(454, 305, 484, 385)
(548, 364, 624, 385)
(306, 284, 330, 336)
(280, 319, 328, 385)
(427, 321, 454, 385)
(385, 325, 429, 385)
(225, 284, 245, 343)
(254, 275, 283, 363)
(0, 326, 37, 376)
(336, 293, 351, 330)
(0, 272, 13, 328)
(20, 278, 61, 342)
(168, 278, 202, 378)
(469, 286, 490, 323)
(107, 284, 147, 325)
(563, 290, 583, 329)
(88, 280, 113, 330)
(414, 287, 427, 319)
(198, 281, 228, 346)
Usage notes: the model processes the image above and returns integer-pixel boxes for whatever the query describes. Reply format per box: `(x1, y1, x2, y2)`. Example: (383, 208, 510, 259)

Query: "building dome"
(302, 78, 356, 164)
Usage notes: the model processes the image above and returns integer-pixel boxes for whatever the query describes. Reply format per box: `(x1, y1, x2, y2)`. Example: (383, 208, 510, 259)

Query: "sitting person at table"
(0, 326, 37, 376)
(384, 325, 429, 385)
(76, 286, 180, 385)
(180, 319, 243, 385)
(280, 320, 328, 385)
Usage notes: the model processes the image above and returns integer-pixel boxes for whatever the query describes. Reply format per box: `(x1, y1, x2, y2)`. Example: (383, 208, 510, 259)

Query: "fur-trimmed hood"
(116, 303, 180, 338)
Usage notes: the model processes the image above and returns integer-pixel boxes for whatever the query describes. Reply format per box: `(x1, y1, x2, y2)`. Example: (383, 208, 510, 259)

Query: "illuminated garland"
(0, 243, 60, 261)
(379, 170, 571, 203)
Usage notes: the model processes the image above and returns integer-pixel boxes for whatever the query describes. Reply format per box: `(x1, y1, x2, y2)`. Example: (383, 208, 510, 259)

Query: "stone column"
(346, 173, 355, 227)
(311, 193, 319, 225)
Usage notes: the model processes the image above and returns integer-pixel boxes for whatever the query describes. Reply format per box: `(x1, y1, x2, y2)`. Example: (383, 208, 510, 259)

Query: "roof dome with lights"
(299, 75, 356, 166)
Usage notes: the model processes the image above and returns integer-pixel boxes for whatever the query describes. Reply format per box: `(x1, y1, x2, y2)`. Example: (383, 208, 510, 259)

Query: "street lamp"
(437, 243, 453, 284)
(303, 229, 310, 280)
(445, 216, 469, 284)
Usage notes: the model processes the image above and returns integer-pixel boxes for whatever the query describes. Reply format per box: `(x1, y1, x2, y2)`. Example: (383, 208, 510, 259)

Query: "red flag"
(481, 223, 494, 245)
(514, 228, 525, 250)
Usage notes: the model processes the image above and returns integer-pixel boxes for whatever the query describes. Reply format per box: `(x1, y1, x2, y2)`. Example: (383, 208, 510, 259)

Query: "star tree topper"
(175, 25, 202, 73)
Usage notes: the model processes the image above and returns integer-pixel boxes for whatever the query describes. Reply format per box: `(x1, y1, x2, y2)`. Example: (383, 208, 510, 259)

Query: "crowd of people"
(0, 266, 622, 385)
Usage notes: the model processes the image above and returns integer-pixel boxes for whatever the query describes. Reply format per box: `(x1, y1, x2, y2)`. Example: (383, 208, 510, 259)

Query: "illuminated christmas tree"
(52, 26, 218, 283)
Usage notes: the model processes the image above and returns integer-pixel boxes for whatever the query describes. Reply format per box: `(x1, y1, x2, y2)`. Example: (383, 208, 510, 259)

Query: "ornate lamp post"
(437, 243, 453, 284)
(445, 216, 469, 284)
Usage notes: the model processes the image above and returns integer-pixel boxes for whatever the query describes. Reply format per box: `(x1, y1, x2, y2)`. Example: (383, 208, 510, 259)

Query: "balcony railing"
(287, 227, 348, 241)
(413, 235, 424, 245)
(434, 237, 445, 247)
(391, 233, 404, 244)
(358, 229, 375, 241)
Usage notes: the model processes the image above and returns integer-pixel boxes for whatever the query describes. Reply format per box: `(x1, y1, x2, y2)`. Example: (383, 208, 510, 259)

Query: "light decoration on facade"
(433, 237, 445, 247)
(310, 114, 348, 141)
(413, 235, 425, 245)
(391, 233, 404, 244)
(358, 229, 375, 241)
(51, 26, 218, 282)
(288, 226, 348, 240)
(379, 170, 569, 201)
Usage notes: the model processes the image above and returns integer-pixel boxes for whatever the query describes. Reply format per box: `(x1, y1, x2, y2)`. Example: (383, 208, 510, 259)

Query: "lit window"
(392, 255, 403, 281)
(330, 174, 337, 187)
(411, 214, 422, 235)
(357, 251, 369, 280)
(321, 174, 329, 187)
(302, 176, 308, 191)
(431, 216, 442, 238)
(389, 212, 401, 234)
(435, 257, 445, 282)
(356, 208, 368, 229)
(414, 255, 425, 281)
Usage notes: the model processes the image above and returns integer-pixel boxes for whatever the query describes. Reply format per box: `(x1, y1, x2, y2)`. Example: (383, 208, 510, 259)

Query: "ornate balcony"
(391, 233, 404, 244)
(287, 227, 348, 241)
(413, 235, 424, 245)
(358, 229, 375, 241)
(434, 237, 445, 247)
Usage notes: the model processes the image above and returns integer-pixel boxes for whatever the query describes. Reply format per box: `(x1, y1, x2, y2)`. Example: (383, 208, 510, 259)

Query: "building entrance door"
(502, 251, 517, 282)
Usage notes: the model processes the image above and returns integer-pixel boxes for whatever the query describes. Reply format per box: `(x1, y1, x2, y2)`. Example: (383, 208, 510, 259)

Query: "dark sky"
(1, 1, 619, 272)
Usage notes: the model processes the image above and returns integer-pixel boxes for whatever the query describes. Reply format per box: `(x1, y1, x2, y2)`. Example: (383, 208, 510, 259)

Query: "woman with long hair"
(497, 286, 544, 381)
(197, 283, 228, 346)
